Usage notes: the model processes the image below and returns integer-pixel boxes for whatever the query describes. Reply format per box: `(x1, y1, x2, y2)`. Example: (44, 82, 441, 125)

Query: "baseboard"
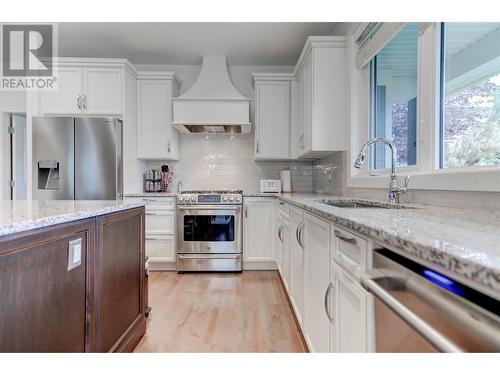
(243, 261, 278, 270)
(149, 260, 176, 271)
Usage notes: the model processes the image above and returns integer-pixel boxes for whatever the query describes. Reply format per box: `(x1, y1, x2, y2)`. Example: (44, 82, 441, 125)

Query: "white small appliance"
(260, 179, 281, 193)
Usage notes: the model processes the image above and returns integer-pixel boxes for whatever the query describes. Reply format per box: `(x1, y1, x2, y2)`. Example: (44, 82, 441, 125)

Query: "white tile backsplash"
(312, 151, 500, 210)
(146, 133, 313, 193)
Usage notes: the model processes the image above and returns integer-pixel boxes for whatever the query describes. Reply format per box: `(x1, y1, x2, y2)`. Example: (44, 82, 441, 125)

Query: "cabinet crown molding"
(51, 57, 137, 77)
(293, 36, 346, 77)
(251, 72, 296, 87)
(136, 71, 182, 88)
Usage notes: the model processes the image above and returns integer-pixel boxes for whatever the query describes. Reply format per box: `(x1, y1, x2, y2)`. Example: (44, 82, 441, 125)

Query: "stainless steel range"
(177, 190, 243, 272)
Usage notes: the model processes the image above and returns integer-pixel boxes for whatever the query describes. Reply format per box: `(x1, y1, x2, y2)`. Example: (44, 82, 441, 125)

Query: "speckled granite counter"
(246, 193, 500, 296)
(0, 200, 145, 237)
(124, 193, 177, 197)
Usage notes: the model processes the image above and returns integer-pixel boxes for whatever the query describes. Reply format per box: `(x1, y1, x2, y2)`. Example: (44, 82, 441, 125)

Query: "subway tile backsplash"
(146, 134, 314, 193)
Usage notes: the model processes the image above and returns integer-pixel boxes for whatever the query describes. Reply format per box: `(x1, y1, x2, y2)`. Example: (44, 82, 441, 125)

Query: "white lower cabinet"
(278, 216, 291, 291)
(289, 206, 306, 328)
(243, 198, 276, 268)
(276, 214, 284, 275)
(304, 212, 332, 352)
(332, 263, 370, 352)
(126, 196, 177, 270)
(145, 234, 176, 262)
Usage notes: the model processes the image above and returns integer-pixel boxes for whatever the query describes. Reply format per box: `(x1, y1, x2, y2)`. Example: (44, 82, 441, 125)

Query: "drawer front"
(145, 210, 175, 234)
(145, 235, 175, 261)
(177, 254, 242, 272)
(126, 196, 176, 210)
(277, 200, 290, 218)
(332, 226, 367, 279)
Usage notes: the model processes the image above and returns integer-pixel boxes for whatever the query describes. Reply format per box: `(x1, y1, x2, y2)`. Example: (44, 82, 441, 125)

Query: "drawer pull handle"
(334, 230, 357, 245)
(145, 212, 158, 216)
(145, 237, 158, 240)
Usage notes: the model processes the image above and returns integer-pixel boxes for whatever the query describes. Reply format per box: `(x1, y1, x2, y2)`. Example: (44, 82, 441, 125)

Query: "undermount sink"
(319, 199, 416, 209)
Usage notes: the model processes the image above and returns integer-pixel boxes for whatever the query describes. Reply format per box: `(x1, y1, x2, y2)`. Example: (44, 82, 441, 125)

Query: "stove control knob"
(223, 196, 228, 202)
(178, 196, 184, 202)
(235, 196, 241, 202)
(190, 196, 197, 202)
(229, 196, 234, 202)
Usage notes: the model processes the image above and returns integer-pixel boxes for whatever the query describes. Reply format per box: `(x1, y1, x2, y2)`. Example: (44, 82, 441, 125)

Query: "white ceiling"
(445, 22, 500, 59)
(58, 22, 339, 66)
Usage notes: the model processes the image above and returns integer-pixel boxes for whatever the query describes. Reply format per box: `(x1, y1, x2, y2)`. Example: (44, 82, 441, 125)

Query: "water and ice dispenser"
(37, 160, 60, 190)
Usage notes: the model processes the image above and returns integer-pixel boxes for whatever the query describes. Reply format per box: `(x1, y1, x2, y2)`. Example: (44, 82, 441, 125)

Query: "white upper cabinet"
(136, 73, 180, 160)
(243, 198, 276, 264)
(253, 37, 346, 160)
(40, 67, 82, 115)
(40, 62, 123, 116)
(83, 68, 122, 115)
(252, 75, 293, 160)
(294, 37, 347, 158)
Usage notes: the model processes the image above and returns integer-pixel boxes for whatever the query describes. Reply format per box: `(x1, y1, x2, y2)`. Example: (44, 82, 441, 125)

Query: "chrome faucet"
(354, 138, 410, 204)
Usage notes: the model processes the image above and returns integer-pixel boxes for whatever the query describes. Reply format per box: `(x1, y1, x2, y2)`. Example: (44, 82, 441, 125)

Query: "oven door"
(177, 205, 242, 254)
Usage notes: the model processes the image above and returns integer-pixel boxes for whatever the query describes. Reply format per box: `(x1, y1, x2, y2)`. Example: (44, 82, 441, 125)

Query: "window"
(369, 23, 419, 170)
(440, 22, 500, 169)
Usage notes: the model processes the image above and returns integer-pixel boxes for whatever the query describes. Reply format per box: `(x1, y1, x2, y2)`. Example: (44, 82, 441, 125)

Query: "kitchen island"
(0, 200, 146, 352)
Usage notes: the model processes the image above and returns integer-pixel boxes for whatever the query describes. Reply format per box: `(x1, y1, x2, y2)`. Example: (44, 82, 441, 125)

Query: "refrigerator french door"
(32, 117, 122, 200)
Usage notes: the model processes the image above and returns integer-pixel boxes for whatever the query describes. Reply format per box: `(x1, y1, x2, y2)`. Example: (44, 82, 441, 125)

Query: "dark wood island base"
(0, 207, 146, 353)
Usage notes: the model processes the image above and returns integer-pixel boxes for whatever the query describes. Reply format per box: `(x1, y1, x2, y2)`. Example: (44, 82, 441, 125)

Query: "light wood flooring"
(134, 270, 306, 352)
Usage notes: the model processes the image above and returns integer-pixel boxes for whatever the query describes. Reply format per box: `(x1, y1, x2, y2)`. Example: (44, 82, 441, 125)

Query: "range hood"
(172, 56, 251, 134)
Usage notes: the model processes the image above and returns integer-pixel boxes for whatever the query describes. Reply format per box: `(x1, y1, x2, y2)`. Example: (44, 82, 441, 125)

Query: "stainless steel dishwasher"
(361, 248, 500, 352)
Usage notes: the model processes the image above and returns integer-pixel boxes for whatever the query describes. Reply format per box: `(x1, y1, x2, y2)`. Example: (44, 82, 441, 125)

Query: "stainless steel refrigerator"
(32, 117, 123, 200)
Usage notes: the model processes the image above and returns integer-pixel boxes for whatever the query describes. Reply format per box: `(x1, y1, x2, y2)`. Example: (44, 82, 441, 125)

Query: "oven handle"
(361, 272, 463, 353)
(177, 205, 242, 211)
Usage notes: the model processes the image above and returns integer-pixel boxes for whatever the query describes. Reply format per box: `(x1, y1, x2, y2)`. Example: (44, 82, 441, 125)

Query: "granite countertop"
(0, 200, 145, 237)
(124, 192, 178, 197)
(250, 193, 500, 296)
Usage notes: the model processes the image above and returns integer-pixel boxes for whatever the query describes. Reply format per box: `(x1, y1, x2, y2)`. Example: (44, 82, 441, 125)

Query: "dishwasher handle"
(361, 273, 463, 353)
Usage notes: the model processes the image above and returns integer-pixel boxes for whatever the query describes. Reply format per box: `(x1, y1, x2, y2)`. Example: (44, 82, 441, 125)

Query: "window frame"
(347, 22, 500, 192)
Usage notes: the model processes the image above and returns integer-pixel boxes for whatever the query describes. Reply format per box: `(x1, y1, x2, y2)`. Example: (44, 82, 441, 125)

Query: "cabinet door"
(333, 263, 369, 352)
(137, 80, 177, 160)
(302, 56, 313, 154)
(289, 206, 305, 327)
(281, 219, 290, 291)
(0, 220, 92, 352)
(83, 68, 122, 115)
(254, 81, 290, 159)
(243, 200, 275, 262)
(276, 215, 283, 274)
(145, 234, 175, 262)
(290, 80, 302, 158)
(145, 210, 175, 235)
(305, 213, 331, 352)
(40, 67, 82, 115)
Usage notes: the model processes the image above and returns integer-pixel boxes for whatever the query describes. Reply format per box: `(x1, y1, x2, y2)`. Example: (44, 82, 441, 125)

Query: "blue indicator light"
(421, 268, 464, 296)
(423, 269, 454, 286)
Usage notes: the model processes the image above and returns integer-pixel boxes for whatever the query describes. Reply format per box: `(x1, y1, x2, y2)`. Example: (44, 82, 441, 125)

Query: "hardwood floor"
(134, 271, 306, 352)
